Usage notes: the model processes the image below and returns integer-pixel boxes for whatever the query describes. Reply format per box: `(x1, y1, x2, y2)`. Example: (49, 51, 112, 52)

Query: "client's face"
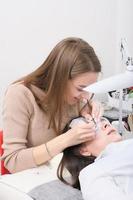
(74, 117, 122, 157)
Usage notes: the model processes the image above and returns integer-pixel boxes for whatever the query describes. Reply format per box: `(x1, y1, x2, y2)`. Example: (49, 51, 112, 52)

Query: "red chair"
(0, 130, 10, 175)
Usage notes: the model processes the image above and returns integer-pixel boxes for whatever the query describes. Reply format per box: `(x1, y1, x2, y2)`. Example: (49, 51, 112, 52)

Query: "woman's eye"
(77, 88, 83, 92)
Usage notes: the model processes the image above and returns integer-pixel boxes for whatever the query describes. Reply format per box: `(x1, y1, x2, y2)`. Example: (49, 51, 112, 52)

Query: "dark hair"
(57, 120, 96, 190)
(15, 37, 101, 135)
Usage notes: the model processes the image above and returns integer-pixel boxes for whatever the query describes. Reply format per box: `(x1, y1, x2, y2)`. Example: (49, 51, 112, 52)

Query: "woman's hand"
(80, 100, 103, 122)
(64, 121, 96, 147)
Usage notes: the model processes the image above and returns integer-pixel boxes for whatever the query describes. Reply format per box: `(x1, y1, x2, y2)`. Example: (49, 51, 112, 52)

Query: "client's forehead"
(70, 117, 110, 126)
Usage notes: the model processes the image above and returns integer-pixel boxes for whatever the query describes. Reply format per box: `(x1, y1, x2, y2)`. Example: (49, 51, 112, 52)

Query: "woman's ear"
(79, 145, 92, 157)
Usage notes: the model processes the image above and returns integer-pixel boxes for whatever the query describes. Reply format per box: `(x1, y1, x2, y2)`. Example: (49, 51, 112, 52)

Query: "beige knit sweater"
(2, 83, 79, 173)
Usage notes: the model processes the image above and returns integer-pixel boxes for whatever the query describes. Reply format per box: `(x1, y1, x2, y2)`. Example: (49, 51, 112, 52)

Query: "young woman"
(2, 37, 102, 173)
(57, 117, 133, 200)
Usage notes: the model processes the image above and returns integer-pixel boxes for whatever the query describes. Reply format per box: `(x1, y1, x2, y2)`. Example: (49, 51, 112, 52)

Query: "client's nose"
(102, 122, 111, 130)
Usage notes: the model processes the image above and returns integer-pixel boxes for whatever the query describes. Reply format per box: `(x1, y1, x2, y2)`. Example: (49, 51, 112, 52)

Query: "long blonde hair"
(16, 37, 101, 134)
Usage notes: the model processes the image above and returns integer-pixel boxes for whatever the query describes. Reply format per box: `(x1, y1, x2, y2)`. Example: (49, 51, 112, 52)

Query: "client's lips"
(107, 130, 115, 135)
(106, 127, 117, 135)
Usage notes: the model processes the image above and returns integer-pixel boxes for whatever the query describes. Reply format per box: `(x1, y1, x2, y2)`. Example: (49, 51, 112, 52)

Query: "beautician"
(2, 37, 102, 173)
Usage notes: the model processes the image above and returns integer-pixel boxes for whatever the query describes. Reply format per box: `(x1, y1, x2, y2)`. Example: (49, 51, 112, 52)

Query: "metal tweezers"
(86, 93, 97, 125)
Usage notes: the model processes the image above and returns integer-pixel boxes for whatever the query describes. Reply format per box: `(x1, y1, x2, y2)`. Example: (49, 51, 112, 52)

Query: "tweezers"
(86, 93, 96, 125)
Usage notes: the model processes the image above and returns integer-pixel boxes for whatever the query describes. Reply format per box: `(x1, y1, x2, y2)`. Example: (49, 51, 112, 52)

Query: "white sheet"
(0, 183, 33, 200)
(0, 153, 63, 194)
(79, 139, 133, 200)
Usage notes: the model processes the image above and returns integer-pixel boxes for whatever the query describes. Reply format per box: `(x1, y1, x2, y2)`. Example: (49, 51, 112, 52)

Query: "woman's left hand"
(80, 100, 103, 121)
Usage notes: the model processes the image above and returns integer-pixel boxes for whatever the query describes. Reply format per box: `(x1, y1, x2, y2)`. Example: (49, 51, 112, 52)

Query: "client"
(57, 116, 133, 200)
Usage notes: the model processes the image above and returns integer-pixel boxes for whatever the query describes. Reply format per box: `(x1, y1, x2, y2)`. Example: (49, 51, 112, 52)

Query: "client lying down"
(57, 116, 133, 200)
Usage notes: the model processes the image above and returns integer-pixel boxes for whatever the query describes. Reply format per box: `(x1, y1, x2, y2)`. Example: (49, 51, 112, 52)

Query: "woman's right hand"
(64, 121, 96, 147)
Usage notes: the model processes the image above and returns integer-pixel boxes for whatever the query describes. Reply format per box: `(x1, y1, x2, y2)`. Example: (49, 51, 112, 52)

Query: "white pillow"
(0, 153, 63, 193)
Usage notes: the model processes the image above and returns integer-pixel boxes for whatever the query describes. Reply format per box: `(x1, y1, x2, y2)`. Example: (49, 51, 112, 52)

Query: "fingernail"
(92, 114, 95, 118)
(96, 118, 100, 123)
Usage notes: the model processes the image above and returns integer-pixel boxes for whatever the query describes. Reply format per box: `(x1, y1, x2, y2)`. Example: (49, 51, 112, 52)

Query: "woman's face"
(79, 117, 122, 157)
(65, 72, 98, 105)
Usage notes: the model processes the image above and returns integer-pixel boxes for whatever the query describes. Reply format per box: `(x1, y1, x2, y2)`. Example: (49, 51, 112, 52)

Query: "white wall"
(115, 0, 133, 73)
(0, 0, 132, 127)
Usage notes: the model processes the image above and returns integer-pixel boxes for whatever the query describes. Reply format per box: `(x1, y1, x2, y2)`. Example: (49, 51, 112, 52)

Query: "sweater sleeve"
(2, 84, 37, 173)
